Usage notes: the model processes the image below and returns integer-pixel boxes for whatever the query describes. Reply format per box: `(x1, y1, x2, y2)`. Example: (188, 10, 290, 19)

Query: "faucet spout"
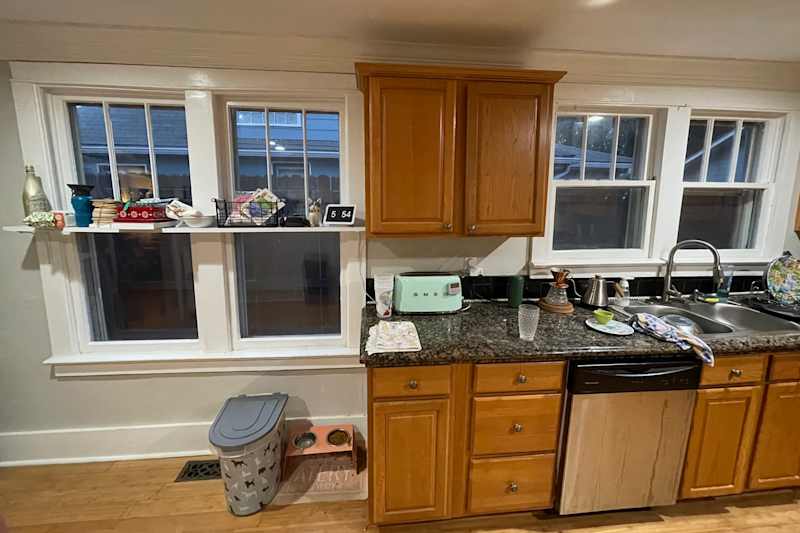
(662, 239, 722, 303)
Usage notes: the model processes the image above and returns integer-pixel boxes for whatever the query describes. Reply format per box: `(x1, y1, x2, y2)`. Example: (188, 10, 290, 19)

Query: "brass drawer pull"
(512, 423, 524, 433)
(469, 224, 477, 232)
(508, 481, 519, 493)
(516, 373, 528, 384)
(730, 368, 743, 378)
(442, 223, 452, 230)
(408, 379, 418, 390)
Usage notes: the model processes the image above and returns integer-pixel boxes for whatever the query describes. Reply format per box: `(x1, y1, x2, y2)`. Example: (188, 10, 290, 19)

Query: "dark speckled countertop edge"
(360, 301, 800, 368)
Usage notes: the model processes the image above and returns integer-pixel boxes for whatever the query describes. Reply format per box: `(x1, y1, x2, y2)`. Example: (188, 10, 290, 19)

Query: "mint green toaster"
(393, 272, 463, 314)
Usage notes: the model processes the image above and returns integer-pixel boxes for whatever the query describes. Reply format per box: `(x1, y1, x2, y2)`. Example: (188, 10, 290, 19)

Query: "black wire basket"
(214, 198, 282, 227)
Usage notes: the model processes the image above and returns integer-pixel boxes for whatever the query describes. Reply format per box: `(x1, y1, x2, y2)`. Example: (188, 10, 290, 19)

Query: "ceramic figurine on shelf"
(67, 184, 94, 227)
(22, 165, 52, 217)
(307, 198, 322, 227)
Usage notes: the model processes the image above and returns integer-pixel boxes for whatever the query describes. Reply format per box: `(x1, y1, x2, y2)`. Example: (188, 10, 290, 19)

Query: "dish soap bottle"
(22, 165, 52, 216)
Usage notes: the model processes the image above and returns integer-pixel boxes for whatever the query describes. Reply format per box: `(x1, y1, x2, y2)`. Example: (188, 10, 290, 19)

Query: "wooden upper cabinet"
(749, 381, 800, 490)
(356, 63, 565, 237)
(366, 76, 457, 235)
(680, 385, 763, 499)
(465, 82, 552, 236)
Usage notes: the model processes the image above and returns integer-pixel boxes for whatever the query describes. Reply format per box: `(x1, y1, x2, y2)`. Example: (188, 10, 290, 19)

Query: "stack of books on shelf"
(91, 199, 121, 226)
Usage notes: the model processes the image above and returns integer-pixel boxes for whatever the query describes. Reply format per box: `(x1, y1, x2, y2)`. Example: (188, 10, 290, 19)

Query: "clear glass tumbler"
(518, 304, 540, 341)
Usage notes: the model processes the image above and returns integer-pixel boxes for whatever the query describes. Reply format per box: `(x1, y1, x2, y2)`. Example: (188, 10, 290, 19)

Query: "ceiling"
(0, 0, 798, 63)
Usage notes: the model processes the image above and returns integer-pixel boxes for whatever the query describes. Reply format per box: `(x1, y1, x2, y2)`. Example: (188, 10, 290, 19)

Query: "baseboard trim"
(0, 415, 366, 467)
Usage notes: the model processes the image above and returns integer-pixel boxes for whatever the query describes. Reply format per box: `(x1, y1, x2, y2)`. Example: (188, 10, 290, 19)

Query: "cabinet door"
(680, 386, 762, 499)
(465, 81, 553, 236)
(367, 77, 457, 235)
(749, 382, 800, 490)
(372, 399, 450, 524)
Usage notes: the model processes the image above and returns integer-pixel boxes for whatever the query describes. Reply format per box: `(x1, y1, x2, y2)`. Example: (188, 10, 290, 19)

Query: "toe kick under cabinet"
(368, 361, 566, 525)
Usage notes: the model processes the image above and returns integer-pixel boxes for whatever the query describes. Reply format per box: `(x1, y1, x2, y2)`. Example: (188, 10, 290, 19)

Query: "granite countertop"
(360, 301, 800, 367)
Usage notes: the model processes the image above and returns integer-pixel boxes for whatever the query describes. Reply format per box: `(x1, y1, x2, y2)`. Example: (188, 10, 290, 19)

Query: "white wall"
(0, 62, 365, 465)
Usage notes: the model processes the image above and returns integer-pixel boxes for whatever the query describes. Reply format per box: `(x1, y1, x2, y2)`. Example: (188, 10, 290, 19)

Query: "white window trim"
(538, 108, 658, 264)
(10, 63, 366, 373)
(532, 83, 800, 276)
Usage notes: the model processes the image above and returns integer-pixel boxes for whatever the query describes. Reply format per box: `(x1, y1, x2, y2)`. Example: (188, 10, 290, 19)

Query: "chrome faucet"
(662, 240, 723, 303)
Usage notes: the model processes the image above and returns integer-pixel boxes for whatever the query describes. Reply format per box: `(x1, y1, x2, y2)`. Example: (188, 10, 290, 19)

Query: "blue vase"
(67, 184, 94, 227)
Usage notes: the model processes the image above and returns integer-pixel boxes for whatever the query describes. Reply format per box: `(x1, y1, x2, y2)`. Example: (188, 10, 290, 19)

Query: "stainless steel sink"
(622, 304, 734, 335)
(618, 300, 800, 337)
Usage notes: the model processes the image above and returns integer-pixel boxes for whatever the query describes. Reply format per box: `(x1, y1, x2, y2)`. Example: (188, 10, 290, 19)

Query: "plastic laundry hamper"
(209, 393, 288, 516)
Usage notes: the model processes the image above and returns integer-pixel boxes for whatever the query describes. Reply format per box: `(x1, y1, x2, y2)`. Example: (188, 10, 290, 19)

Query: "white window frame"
(224, 99, 353, 353)
(50, 94, 187, 207)
(10, 63, 366, 373)
(675, 114, 783, 263)
(541, 109, 658, 264)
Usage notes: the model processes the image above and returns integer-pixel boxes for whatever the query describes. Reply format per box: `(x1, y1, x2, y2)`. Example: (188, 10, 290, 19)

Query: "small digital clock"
(323, 204, 356, 226)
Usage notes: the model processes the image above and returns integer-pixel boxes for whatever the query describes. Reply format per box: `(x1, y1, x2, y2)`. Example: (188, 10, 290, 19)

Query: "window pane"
(306, 112, 341, 212)
(584, 115, 614, 180)
(235, 233, 340, 337)
(677, 189, 761, 249)
(553, 116, 584, 180)
(231, 108, 268, 193)
(553, 187, 646, 250)
(735, 121, 765, 183)
(68, 103, 114, 199)
(77, 234, 197, 341)
(615, 117, 648, 180)
(683, 119, 707, 182)
(707, 120, 736, 182)
(109, 105, 153, 201)
(269, 110, 305, 216)
(150, 106, 191, 203)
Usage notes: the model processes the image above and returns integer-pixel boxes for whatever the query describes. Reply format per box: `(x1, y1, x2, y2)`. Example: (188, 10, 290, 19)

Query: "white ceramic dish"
(585, 318, 634, 336)
(179, 215, 216, 228)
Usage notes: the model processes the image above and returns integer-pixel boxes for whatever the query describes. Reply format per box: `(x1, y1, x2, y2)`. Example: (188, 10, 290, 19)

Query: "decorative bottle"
(22, 165, 52, 216)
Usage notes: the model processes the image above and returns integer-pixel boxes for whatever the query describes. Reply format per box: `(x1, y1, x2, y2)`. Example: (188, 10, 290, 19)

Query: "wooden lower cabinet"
(371, 398, 450, 524)
(467, 454, 555, 514)
(680, 385, 763, 499)
(749, 381, 800, 490)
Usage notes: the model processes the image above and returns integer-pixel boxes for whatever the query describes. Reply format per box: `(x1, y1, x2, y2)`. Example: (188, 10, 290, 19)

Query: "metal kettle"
(571, 275, 612, 308)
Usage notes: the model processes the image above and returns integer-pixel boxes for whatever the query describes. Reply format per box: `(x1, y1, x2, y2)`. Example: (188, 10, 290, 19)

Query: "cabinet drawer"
(770, 354, 800, 381)
(372, 366, 451, 399)
(474, 361, 564, 394)
(468, 454, 555, 514)
(701, 355, 766, 386)
(472, 394, 561, 455)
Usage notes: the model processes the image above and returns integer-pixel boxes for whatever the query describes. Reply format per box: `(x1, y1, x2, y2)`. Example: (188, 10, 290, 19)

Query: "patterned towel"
(629, 313, 715, 366)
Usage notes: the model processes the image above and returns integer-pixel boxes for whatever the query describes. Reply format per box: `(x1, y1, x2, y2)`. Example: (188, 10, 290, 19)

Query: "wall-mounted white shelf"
(162, 225, 366, 234)
(2, 225, 36, 234)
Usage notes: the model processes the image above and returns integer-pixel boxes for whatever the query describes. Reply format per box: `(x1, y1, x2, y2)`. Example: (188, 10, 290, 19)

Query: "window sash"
(227, 104, 343, 218)
(555, 112, 652, 181)
(60, 96, 186, 203)
(685, 117, 769, 184)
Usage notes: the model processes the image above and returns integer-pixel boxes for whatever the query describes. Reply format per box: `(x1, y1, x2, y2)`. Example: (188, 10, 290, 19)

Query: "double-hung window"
(58, 97, 199, 351)
(549, 112, 654, 257)
(227, 103, 351, 350)
(678, 117, 773, 250)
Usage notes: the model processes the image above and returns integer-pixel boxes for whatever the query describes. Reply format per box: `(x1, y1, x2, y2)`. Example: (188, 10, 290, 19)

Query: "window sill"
(44, 347, 362, 377)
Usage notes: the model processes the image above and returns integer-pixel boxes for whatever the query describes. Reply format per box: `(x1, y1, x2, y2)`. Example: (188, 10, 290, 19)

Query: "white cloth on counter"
(366, 320, 422, 355)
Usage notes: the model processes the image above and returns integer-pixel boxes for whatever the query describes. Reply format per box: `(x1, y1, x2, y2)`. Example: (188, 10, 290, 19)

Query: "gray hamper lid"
(209, 393, 288, 451)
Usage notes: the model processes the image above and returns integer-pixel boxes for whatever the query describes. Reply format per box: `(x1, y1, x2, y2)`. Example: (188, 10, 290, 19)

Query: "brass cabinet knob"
(730, 368, 743, 378)
(408, 379, 418, 390)
(512, 423, 523, 433)
(442, 223, 453, 230)
(517, 373, 528, 384)
(469, 224, 477, 232)
(508, 481, 519, 493)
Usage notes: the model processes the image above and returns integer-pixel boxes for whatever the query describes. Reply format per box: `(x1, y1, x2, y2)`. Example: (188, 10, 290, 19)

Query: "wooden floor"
(1, 456, 799, 532)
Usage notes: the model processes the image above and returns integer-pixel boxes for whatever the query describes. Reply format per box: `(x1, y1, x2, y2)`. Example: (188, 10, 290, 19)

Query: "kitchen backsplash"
(366, 275, 761, 302)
